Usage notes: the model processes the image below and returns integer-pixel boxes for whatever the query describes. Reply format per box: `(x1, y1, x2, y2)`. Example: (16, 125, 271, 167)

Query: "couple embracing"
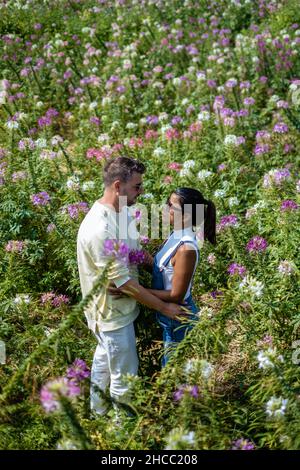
(77, 156, 216, 416)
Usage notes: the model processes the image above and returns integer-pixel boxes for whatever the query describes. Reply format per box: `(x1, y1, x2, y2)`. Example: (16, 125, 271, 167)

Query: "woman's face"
(167, 193, 183, 227)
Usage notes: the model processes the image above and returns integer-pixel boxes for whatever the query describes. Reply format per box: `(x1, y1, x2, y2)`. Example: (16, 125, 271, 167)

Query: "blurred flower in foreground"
(165, 428, 196, 450)
(231, 438, 255, 450)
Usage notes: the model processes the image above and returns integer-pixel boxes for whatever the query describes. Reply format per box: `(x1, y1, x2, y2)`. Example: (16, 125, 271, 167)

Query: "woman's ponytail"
(204, 199, 216, 245)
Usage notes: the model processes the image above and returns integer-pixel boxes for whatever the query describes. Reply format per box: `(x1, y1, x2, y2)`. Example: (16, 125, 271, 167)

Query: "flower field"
(0, 0, 300, 450)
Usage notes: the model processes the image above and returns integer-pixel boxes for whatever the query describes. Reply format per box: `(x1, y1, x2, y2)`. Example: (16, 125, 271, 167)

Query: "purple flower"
(67, 202, 89, 219)
(273, 122, 289, 134)
(146, 115, 159, 126)
(45, 108, 59, 118)
(173, 384, 199, 401)
(217, 214, 238, 232)
(66, 359, 90, 382)
(103, 239, 130, 263)
(207, 79, 217, 88)
(171, 116, 183, 126)
(47, 223, 56, 233)
(227, 263, 247, 277)
(90, 116, 101, 126)
(246, 236, 268, 253)
(263, 168, 291, 188)
(190, 385, 199, 398)
(38, 115, 52, 128)
(173, 386, 185, 401)
(280, 200, 298, 212)
(40, 292, 69, 307)
(257, 335, 274, 348)
(210, 290, 224, 299)
(225, 78, 238, 88)
(254, 144, 269, 155)
(128, 249, 146, 265)
(51, 295, 70, 308)
(231, 438, 255, 450)
(256, 130, 271, 141)
(243, 97, 255, 106)
(31, 191, 51, 206)
(40, 377, 81, 413)
(140, 235, 150, 245)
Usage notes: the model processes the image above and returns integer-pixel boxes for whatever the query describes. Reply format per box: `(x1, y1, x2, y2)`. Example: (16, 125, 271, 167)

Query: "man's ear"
(113, 180, 121, 194)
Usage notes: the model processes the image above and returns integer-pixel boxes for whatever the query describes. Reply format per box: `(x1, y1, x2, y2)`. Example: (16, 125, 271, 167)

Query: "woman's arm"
(150, 245, 197, 303)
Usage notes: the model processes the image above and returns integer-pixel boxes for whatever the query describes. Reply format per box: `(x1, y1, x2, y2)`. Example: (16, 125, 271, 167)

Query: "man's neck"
(98, 191, 122, 212)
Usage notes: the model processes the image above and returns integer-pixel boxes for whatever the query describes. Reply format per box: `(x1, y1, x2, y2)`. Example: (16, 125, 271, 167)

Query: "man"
(77, 156, 184, 416)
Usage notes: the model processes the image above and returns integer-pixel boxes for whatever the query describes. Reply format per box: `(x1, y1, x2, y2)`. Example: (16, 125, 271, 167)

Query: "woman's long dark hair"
(174, 187, 216, 245)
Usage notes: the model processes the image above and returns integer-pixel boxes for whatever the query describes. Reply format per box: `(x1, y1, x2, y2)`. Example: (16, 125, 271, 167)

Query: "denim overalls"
(152, 238, 199, 366)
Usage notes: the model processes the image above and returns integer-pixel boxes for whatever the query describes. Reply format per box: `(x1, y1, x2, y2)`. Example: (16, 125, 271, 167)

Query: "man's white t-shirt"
(77, 201, 140, 333)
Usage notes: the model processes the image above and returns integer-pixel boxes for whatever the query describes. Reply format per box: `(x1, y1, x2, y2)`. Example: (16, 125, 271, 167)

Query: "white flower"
(158, 112, 169, 121)
(173, 77, 182, 87)
(35, 138, 47, 149)
(14, 294, 31, 304)
(102, 96, 111, 106)
(228, 197, 239, 207)
(165, 428, 196, 450)
(245, 207, 257, 219)
(97, 133, 110, 143)
(278, 260, 295, 276)
(200, 360, 214, 379)
(224, 134, 238, 146)
(51, 135, 63, 146)
(197, 170, 213, 180)
(182, 160, 196, 169)
(269, 94, 280, 103)
(88, 101, 98, 110)
(82, 181, 95, 191)
(153, 147, 165, 157)
(142, 193, 154, 199)
(197, 111, 210, 121)
(179, 168, 191, 177)
(66, 176, 80, 191)
(0, 90, 7, 104)
(110, 120, 120, 130)
(266, 397, 288, 419)
(239, 276, 264, 298)
(126, 122, 137, 129)
(207, 253, 216, 265)
(214, 189, 226, 198)
(6, 120, 19, 129)
(257, 348, 284, 369)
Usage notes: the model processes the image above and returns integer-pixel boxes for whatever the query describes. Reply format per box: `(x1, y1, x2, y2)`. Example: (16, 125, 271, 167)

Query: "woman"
(149, 187, 216, 366)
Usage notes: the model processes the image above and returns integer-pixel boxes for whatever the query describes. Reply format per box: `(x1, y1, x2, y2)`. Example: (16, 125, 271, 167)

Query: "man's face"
(118, 172, 144, 206)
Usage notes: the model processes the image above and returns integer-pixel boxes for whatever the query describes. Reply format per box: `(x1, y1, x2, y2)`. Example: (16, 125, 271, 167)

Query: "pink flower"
(168, 162, 182, 172)
(165, 127, 181, 140)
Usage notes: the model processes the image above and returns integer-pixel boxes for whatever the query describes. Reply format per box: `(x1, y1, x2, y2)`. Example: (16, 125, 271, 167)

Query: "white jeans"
(90, 322, 139, 415)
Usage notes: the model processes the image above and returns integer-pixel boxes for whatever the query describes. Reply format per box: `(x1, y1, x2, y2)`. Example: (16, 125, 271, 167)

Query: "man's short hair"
(103, 156, 146, 186)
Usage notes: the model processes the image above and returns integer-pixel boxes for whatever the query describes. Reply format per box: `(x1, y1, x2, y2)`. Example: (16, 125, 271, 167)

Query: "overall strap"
(160, 236, 199, 269)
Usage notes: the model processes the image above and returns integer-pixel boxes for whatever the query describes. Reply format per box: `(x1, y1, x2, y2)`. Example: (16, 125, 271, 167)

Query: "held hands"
(107, 283, 127, 299)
